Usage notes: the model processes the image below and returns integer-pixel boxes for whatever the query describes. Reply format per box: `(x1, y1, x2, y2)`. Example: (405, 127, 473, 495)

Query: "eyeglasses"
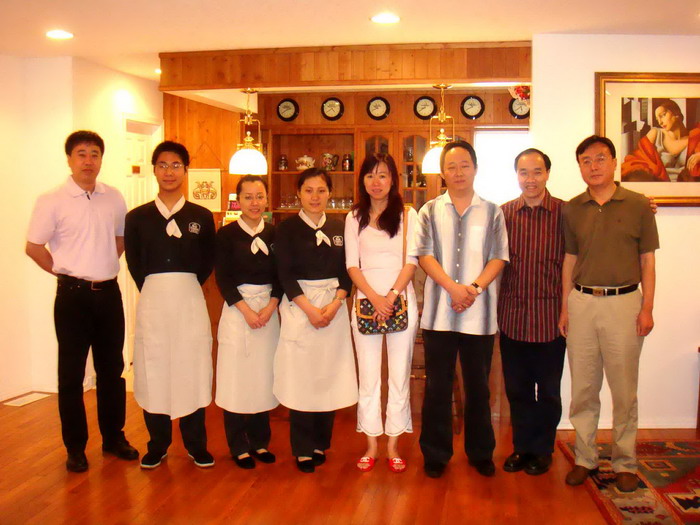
(579, 155, 610, 168)
(155, 162, 184, 171)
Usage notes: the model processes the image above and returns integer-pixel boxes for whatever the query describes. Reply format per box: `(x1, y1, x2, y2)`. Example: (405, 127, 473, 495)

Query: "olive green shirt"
(563, 183, 659, 286)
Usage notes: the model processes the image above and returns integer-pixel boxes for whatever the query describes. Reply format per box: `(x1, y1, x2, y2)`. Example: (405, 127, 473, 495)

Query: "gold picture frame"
(595, 72, 700, 206)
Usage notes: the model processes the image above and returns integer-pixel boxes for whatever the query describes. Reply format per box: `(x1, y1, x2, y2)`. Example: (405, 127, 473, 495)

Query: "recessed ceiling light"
(371, 12, 400, 24)
(154, 68, 162, 75)
(46, 29, 74, 40)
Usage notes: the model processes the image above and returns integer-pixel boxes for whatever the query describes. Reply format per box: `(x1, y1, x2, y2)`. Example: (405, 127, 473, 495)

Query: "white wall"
(0, 56, 162, 400)
(532, 34, 700, 428)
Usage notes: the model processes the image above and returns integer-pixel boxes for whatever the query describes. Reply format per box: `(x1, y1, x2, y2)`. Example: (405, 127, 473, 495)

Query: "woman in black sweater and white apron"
(215, 175, 281, 469)
(273, 168, 358, 473)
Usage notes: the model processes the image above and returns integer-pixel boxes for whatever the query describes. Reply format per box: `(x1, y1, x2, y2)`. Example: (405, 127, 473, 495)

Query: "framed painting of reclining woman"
(596, 72, 700, 206)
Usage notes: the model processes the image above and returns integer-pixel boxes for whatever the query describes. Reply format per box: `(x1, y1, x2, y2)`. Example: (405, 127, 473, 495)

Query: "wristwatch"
(390, 288, 400, 296)
(471, 282, 483, 295)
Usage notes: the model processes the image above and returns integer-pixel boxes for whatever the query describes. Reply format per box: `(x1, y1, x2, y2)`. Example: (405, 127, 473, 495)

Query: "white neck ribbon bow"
(155, 196, 185, 238)
(251, 237, 269, 255)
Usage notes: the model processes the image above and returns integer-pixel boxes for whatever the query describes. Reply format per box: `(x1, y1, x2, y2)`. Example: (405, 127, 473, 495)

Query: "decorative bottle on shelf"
(277, 154, 288, 171)
(342, 153, 353, 172)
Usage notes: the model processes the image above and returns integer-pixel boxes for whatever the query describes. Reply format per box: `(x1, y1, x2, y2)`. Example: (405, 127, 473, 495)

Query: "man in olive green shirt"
(559, 135, 659, 493)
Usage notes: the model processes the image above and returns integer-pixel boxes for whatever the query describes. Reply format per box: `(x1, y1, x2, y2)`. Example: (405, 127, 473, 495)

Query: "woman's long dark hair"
(352, 153, 404, 238)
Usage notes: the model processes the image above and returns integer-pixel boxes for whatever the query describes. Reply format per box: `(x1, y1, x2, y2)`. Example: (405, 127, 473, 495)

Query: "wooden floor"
(1, 392, 696, 525)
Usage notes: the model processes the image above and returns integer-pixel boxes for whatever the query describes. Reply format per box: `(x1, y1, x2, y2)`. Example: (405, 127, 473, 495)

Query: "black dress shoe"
(469, 459, 496, 477)
(102, 439, 139, 460)
(66, 451, 88, 473)
(250, 449, 276, 464)
(296, 458, 315, 473)
(424, 462, 446, 478)
(525, 455, 552, 476)
(312, 451, 326, 466)
(503, 452, 533, 473)
(234, 454, 255, 469)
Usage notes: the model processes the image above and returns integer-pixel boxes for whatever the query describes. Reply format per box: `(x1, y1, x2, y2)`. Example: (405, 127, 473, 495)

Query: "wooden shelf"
(271, 170, 355, 176)
(273, 208, 351, 214)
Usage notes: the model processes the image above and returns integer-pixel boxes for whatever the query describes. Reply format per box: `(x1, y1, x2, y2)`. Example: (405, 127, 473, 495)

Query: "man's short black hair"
(575, 135, 616, 161)
(439, 140, 478, 173)
(65, 130, 104, 156)
(151, 140, 190, 166)
(514, 148, 551, 172)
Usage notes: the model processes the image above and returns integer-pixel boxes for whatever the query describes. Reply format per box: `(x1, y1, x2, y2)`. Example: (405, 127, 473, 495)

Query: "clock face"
(509, 98, 530, 119)
(414, 96, 437, 120)
(277, 98, 299, 122)
(321, 97, 344, 121)
(367, 97, 390, 120)
(461, 95, 485, 120)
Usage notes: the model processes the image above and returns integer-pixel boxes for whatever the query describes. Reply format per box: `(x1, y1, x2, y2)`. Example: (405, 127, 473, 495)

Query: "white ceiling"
(1, 0, 698, 81)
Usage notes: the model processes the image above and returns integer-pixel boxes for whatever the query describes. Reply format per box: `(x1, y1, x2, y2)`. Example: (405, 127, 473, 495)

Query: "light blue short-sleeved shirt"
(410, 191, 509, 335)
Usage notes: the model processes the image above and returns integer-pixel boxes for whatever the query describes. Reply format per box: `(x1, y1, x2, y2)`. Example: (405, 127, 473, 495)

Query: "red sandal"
(388, 457, 407, 473)
(356, 456, 376, 472)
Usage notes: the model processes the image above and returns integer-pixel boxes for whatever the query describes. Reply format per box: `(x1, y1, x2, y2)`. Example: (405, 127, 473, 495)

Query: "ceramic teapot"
(295, 155, 315, 170)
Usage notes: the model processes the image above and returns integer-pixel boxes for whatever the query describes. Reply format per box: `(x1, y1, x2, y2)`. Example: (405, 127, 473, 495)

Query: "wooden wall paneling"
(159, 42, 531, 91)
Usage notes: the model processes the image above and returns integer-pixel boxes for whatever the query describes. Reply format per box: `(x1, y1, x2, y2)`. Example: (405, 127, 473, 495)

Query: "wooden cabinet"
(267, 130, 356, 220)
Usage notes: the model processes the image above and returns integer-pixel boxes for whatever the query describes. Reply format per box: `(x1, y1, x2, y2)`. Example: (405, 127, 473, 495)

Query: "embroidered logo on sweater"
(188, 222, 201, 234)
(333, 235, 343, 247)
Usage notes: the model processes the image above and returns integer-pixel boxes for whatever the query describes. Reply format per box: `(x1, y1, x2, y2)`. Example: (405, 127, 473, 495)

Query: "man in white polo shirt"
(411, 140, 509, 479)
(26, 130, 139, 472)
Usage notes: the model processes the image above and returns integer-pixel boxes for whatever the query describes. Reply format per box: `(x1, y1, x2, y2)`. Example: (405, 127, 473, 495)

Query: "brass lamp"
(229, 88, 268, 175)
(421, 83, 455, 175)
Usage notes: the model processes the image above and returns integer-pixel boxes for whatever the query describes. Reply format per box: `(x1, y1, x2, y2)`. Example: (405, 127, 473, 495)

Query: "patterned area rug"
(558, 440, 700, 524)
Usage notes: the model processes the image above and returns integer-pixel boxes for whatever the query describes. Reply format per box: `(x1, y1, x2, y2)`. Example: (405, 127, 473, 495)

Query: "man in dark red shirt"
(497, 148, 566, 476)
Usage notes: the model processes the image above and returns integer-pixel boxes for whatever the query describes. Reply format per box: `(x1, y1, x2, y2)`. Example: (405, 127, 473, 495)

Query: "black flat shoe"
(250, 449, 276, 464)
(524, 454, 552, 476)
(312, 451, 326, 466)
(233, 454, 255, 469)
(469, 458, 496, 477)
(296, 458, 315, 473)
(503, 452, 533, 473)
(66, 451, 88, 473)
(102, 439, 139, 461)
(424, 462, 446, 478)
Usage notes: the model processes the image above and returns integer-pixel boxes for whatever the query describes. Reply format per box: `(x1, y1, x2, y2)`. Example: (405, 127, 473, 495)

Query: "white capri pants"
(351, 286, 419, 436)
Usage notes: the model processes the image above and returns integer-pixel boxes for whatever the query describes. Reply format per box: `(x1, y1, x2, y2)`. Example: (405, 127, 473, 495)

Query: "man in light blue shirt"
(411, 141, 509, 478)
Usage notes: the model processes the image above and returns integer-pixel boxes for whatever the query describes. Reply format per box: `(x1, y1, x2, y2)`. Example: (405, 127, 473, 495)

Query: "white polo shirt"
(27, 176, 127, 281)
(410, 191, 509, 335)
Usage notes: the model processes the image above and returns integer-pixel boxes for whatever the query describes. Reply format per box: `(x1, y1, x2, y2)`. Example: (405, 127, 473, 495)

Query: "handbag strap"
(402, 204, 410, 267)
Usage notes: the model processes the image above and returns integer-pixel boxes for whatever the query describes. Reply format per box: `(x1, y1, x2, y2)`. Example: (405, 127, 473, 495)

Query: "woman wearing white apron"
(215, 175, 281, 469)
(274, 168, 358, 473)
(345, 154, 419, 474)
(124, 141, 216, 470)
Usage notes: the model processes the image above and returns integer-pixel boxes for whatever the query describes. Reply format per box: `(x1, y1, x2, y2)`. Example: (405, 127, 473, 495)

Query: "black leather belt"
(57, 274, 117, 291)
(574, 283, 638, 297)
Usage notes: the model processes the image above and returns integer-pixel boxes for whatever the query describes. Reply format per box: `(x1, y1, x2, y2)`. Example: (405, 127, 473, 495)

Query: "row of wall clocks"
(276, 95, 530, 122)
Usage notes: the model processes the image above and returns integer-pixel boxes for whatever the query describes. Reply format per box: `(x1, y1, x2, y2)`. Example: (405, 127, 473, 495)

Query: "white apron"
(133, 272, 213, 419)
(273, 278, 358, 412)
(215, 283, 280, 413)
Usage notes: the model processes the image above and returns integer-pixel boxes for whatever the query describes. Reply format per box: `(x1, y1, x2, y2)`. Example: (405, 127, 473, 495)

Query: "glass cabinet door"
(400, 134, 429, 209)
(363, 134, 392, 158)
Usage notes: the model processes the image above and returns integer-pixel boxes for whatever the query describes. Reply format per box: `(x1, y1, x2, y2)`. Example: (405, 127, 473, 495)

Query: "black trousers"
(289, 409, 335, 457)
(54, 276, 126, 453)
(419, 330, 495, 466)
(143, 408, 207, 455)
(223, 410, 271, 456)
(500, 332, 566, 456)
